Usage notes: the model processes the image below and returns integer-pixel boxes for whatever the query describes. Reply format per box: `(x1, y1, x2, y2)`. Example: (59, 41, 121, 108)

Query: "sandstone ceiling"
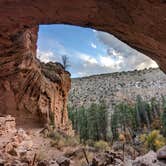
(0, 0, 166, 130)
(0, 0, 166, 71)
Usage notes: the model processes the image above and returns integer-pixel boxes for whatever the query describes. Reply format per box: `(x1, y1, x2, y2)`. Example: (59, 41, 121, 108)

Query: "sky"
(37, 24, 158, 78)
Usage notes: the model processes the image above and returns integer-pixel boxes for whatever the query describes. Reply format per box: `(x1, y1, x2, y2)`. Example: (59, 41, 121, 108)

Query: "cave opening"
(37, 24, 166, 143)
(0, 1, 166, 163)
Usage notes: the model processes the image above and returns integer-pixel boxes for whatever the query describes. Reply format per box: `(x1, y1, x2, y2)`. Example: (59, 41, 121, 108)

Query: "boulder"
(5, 143, 17, 156)
(56, 156, 70, 166)
(9, 160, 28, 166)
(157, 146, 166, 160)
(37, 160, 59, 166)
(37, 160, 49, 166)
(133, 151, 166, 166)
(90, 151, 123, 166)
(0, 116, 16, 136)
(49, 160, 59, 166)
(0, 159, 5, 166)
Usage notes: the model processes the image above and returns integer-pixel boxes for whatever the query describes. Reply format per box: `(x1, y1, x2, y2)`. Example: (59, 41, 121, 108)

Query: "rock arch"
(0, 0, 166, 133)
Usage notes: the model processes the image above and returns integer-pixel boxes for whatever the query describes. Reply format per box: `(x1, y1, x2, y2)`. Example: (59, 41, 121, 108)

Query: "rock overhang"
(0, 0, 166, 134)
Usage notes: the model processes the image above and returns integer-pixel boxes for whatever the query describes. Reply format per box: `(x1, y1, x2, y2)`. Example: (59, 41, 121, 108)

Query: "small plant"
(140, 130, 165, 152)
(85, 139, 95, 147)
(161, 108, 166, 136)
(48, 130, 62, 141)
(49, 130, 79, 149)
(36, 150, 47, 161)
(94, 140, 110, 151)
(64, 136, 79, 147)
(61, 55, 70, 70)
(119, 133, 126, 142)
(49, 111, 55, 127)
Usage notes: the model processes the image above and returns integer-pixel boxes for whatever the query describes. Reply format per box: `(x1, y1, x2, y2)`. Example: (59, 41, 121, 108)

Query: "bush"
(94, 140, 110, 151)
(118, 133, 126, 142)
(36, 150, 47, 161)
(49, 111, 55, 127)
(140, 130, 165, 152)
(48, 130, 62, 141)
(50, 139, 65, 150)
(85, 139, 95, 147)
(64, 136, 79, 147)
(49, 130, 79, 149)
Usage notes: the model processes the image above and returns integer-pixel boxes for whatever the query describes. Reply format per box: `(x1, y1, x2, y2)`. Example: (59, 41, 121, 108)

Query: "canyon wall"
(0, 26, 72, 134)
(69, 68, 166, 111)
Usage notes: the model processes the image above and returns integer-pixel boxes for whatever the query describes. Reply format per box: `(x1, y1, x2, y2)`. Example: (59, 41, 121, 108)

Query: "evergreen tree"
(161, 95, 166, 136)
(161, 109, 166, 136)
(68, 101, 108, 142)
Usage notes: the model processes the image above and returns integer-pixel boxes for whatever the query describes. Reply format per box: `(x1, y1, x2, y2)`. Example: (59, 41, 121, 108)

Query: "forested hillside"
(68, 68, 166, 155)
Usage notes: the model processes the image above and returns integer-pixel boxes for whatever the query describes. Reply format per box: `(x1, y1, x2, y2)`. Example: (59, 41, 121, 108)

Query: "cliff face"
(41, 62, 72, 134)
(0, 26, 72, 135)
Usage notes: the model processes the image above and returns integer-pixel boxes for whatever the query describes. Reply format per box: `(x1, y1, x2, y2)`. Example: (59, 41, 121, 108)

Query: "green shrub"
(48, 130, 62, 141)
(36, 150, 47, 161)
(49, 130, 79, 149)
(49, 111, 55, 127)
(94, 140, 110, 151)
(64, 136, 79, 147)
(85, 139, 95, 147)
(140, 130, 165, 152)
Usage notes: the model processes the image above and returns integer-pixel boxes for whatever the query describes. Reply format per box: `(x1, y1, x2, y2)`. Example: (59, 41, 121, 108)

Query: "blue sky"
(37, 24, 158, 78)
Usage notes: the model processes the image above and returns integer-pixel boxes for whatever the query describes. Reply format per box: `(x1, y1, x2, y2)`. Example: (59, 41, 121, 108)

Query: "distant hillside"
(68, 68, 166, 113)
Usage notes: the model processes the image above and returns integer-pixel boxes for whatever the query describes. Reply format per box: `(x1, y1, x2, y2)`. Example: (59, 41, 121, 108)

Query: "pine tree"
(161, 96, 166, 136)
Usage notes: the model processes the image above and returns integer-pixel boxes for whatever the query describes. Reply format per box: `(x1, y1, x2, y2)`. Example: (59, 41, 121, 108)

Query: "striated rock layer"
(0, 26, 72, 134)
(0, 0, 166, 133)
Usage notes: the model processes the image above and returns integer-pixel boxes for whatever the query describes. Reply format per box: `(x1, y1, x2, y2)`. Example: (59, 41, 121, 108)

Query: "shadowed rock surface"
(0, 0, 166, 133)
(0, 0, 166, 70)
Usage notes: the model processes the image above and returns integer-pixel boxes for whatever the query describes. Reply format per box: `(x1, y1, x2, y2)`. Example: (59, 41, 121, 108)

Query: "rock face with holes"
(0, 0, 166, 132)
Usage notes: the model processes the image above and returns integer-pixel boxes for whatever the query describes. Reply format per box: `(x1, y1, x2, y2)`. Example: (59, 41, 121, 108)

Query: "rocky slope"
(1, 115, 166, 166)
(0, 115, 70, 165)
(69, 68, 166, 112)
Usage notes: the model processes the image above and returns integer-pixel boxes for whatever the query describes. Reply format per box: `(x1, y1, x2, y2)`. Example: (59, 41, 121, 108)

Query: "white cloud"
(77, 72, 87, 77)
(136, 59, 158, 70)
(99, 55, 123, 70)
(96, 31, 159, 71)
(92, 29, 97, 33)
(91, 42, 97, 49)
(79, 53, 98, 64)
(37, 49, 55, 63)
